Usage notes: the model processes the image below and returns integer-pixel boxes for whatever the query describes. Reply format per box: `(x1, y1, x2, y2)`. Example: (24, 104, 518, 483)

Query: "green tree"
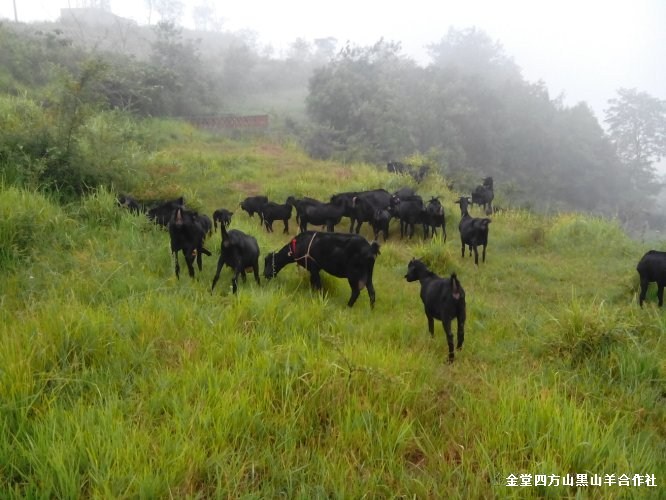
(604, 88, 666, 194)
(149, 21, 215, 115)
(306, 39, 417, 162)
(428, 27, 521, 84)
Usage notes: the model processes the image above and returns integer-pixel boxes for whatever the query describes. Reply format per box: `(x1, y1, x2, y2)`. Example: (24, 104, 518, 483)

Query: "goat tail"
(451, 273, 462, 299)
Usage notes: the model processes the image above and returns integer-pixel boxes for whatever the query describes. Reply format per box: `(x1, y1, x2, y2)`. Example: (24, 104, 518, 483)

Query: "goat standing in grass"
(405, 258, 466, 363)
(637, 250, 666, 307)
(168, 207, 212, 279)
(211, 222, 260, 294)
(455, 196, 491, 265)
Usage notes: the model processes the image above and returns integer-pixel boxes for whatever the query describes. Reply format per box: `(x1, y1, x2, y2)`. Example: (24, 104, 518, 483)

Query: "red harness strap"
(290, 238, 298, 258)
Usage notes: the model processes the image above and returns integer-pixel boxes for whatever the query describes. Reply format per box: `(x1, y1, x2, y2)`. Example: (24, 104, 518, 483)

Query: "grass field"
(0, 129, 664, 498)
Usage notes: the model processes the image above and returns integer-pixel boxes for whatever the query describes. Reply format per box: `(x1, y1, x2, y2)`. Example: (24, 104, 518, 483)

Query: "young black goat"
(168, 207, 212, 279)
(404, 258, 466, 363)
(455, 196, 491, 265)
(211, 223, 260, 293)
(637, 250, 666, 307)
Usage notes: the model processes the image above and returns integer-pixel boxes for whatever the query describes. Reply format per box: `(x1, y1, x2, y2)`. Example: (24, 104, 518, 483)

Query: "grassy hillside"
(0, 130, 664, 498)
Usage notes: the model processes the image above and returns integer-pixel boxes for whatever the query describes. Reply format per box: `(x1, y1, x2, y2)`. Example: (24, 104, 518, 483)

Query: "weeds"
(0, 129, 664, 497)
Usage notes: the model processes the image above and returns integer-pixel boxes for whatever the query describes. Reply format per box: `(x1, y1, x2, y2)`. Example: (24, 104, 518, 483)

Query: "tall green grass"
(0, 129, 664, 498)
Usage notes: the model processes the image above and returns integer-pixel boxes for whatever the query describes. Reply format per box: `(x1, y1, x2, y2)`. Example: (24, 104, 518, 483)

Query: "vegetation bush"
(0, 92, 147, 200)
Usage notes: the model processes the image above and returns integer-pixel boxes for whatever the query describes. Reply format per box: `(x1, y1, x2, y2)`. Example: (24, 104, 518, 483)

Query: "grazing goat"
(239, 196, 269, 224)
(168, 207, 212, 279)
(455, 196, 491, 265)
(299, 198, 347, 233)
(264, 231, 380, 308)
(404, 258, 466, 363)
(212, 208, 233, 232)
(637, 250, 666, 307)
(286, 196, 323, 226)
(349, 190, 392, 234)
(211, 223, 260, 294)
(331, 190, 391, 233)
(260, 201, 293, 233)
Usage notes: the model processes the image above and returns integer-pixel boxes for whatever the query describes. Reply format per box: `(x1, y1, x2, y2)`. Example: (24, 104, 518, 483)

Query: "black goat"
(168, 207, 212, 279)
(299, 198, 347, 233)
(395, 195, 426, 239)
(239, 196, 269, 224)
(371, 208, 391, 241)
(148, 197, 184, 227)
(117, 194, 142, 214)
(211, 223, 260, 294)
(212, 208, 233, 232)
(455, 196, 491, 265)
(471, 177, 494, 215)
(261, 201, 292, 233)
(286, 196, 323, 226)
(196, 214, 213, 237)
(404, 258, 466, 363)
(387, 161, 410, 174)
(349, 190, 392, 234)
(330, 190, 391, 233)
(637, 250, 666, 307)
(425, 197, 446, 241)
(264, 231, 380, 308)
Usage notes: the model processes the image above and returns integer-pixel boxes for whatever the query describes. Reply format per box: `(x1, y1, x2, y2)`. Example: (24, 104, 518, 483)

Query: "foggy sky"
(2, 0, 665, 124)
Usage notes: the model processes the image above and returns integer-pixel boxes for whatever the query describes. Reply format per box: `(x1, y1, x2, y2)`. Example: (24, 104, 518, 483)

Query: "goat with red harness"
(264, 231, 380, 308)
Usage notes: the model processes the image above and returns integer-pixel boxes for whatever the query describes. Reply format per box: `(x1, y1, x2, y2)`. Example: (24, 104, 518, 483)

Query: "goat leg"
(211, 257, 225, 291)
(366, 277, 376, 308)
(427, 315, 435, 337)
(347, 279, 361, 307)
(443, 319, 455, 363)
(173, 251, 180, 280)
(252, 263, 260, 285)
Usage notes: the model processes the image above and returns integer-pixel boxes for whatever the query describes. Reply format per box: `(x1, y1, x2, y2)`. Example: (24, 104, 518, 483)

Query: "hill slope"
(0, 132, 664, 498)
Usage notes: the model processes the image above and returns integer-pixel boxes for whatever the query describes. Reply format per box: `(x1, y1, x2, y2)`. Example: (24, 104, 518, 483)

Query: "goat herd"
(117, 173, 666, 363)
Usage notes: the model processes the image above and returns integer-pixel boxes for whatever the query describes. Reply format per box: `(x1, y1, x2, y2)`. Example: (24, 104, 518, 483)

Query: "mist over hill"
(1, 8, 665, 231)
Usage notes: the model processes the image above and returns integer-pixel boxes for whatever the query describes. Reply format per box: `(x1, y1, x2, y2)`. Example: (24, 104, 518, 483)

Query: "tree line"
(0, 18, 664, 219)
